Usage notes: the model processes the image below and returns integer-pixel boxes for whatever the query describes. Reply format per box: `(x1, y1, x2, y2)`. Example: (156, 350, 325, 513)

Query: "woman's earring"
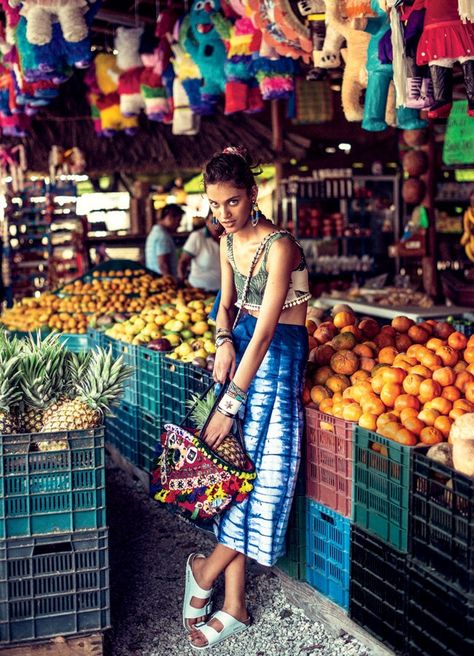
(211, 215, 218, 225)
(251, 203, 261, 227)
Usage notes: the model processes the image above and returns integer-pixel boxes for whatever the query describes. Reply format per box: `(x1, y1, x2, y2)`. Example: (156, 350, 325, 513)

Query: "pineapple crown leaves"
(186, 390, 216, 431)
(75, 346, 133, 414)
(65, 351, 92, 395)
(0, 330, 24, 362)
(19, 332, 68, 409)
(0, 354, 23, 411)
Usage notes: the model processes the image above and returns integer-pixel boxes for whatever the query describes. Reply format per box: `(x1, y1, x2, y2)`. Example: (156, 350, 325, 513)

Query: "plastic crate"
(87, 328, 106, 350)
(103, 336, 139, 406)
(186, 364, 214, 398)
(276, 495, 306, 580)
(349, 526, 408, 655)
(305, 499, 350, 609)
(452, 320, 474, 338)
(137, 347, 163, 419)
(407, 562, 474, 656)
(105, 402, 139, 466)
(0, 428, 106, 539)
(0, 528, 110, 645)
(410, 447, 474, 595)
(305, 405, 353, 518)
(352, 426, 415, 552)
(161, 358, 188, 425)
(137, 410, 161, 473)
(58, 333, 89, 353)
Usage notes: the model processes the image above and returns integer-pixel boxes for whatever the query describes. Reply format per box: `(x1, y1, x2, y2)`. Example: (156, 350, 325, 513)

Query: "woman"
(183, 146, 310, 650)
(177, 213, 222, 292)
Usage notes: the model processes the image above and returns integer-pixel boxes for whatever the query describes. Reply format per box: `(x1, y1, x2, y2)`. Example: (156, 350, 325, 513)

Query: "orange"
(391, 316, 414, 332)
(448, 331, 468, 351)
(380, 421, 403, 440)
(429, 397, 452, 415)
(399, 407, 419, 423)
(380, 383, 403, 408)
(419, 321, 434, 335)
(374, 333, 395, 350)
(407, 344, 425, 360)
(333, 311, 356, 329)
(441, 385, 462, 402)
(393, 360, 413, 373)
(371, 376, 385, 395)
(418, 379, 442, 403)
(455, 371, 474, 393)
(420, 351, 443, 369)
(394, 394, 420, 412)
(353, 344, 374, 358)
(381, 367, 407, 384)
(377, 412, 399, 429)
(341, 325, 362, 341)
(420, 426, 444, 445)
(418, 407, 441, 426)
(333, 404, 345, 419)
(326, 374, 351, 393)
(403, 373, 424, 396)
(378, 346, 399, 365)
(302, 386, 312, 406)
(402, 415, 425, 437)
(408, 325, 430, 344)
(433, 321, 455, 339)
(454, 361, 467, 373)
(310, 385, 331, 406)
(343, 403, 363, 422)
(314, 366, 333, 385)
(453, 399, 474, 412)
(434, 415, 453, 439)
(319, 398, 333, 414)
(468, 335, 474, 348)
(466, 362, 474, 374)
(308, 336, 318, 351)
(410, 364, 433, 378)
(362, 395, 386, 416)
(360, 357, 376, 372)
(432, 366, 456, 387)
(395, 333, 413, 353)
(332, 391, 343, 404)
(351, 382, 374, 404)
(350, 370, 370, 385)
(465, 382, 474, 404)
(394, 355, 417, 367)
(436, 345, 459, 367)
(449, 407, 466, 421)
(426, 337, 446, 352)
(358, 412, 377, 431)
(394, 428, 418, 446)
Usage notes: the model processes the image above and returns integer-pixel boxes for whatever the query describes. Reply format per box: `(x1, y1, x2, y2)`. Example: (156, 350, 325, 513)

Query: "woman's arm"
(213, 237, 238, 383)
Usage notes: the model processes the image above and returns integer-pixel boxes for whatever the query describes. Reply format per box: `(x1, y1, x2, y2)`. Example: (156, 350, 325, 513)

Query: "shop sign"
(443, 101, 474, 166)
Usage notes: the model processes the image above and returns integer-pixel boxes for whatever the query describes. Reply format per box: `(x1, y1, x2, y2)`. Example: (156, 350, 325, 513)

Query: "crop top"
(226, 230, 311, 311)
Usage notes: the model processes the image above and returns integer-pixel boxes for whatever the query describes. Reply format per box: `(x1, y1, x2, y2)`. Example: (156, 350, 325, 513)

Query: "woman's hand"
(202, 411, 234, 450)
(213, 342, 236, 384)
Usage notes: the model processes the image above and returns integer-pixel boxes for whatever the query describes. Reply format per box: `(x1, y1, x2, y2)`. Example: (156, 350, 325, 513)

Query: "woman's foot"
(183, 553, 215, 632)
(189, 607, 250, 649)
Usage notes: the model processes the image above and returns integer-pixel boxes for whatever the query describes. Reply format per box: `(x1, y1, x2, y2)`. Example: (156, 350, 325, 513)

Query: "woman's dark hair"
(203, 146, 260, 195)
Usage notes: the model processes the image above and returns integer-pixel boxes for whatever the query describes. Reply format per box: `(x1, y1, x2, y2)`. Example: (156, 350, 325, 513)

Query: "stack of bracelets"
(214, 328, 248, 417)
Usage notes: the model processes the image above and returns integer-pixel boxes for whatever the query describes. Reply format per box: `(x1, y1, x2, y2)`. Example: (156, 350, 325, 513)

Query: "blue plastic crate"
(137, 410, 161, 473)
(105, 402, 139, 466)
(305, 499, 350, 609)
(186, 364, 214, 398)
(58, 333, 89, 353)
(87, 328, 106, 350)
(137, 347, 163, 419)
(0, 528, 110, 645)
(103, 336, 139, 406)
(161, 358, 188, 425)
(0, 428, 106, 539)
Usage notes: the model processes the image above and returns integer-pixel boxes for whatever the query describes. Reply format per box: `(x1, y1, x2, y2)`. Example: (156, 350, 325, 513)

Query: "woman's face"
(206, 182, 255, 234)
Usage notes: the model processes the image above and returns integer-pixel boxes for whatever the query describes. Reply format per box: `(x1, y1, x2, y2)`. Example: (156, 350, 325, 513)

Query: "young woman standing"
(183, 147, 310, 650)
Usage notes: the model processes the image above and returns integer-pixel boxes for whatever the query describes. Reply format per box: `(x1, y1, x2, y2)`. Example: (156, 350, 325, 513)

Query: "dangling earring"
(251, 202, 261, 227)
(211, 215, 218, 225)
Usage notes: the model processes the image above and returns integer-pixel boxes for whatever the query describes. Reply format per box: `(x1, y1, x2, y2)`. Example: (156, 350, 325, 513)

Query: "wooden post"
(271, 100, 284, 225)
(422, 124, 439, 298)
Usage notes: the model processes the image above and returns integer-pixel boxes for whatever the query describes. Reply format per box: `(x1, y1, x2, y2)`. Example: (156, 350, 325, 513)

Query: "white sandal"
(190, 610, 251, 650)
(183, 553, 214, 632)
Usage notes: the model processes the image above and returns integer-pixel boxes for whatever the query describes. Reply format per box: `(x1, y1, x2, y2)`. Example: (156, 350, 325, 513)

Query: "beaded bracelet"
(227, 380, 247, 403)
(215, 336, 233, 349)
(216, 327, 232, 337)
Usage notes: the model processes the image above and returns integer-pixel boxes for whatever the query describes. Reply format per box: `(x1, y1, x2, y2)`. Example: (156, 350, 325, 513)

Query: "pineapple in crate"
(0, 332, 23, 434)
(187, 390, 246, 469)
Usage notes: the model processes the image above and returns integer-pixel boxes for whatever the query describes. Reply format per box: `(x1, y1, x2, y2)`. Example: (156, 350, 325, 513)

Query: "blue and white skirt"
(214, 313, 308, 567)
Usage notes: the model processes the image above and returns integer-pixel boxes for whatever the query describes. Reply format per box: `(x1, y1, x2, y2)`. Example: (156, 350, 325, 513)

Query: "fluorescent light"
(338, 143, 351, 153)
(325, 147, 337, 154)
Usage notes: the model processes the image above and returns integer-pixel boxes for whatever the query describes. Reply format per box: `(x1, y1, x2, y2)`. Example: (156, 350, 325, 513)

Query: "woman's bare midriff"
(244, 302, 307, 326)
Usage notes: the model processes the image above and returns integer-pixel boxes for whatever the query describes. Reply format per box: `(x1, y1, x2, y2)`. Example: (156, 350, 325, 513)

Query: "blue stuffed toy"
(181, 0, 228, 112)
(362, 0, 427, 132)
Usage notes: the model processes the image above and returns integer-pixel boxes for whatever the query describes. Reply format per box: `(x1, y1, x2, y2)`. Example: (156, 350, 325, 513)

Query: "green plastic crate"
(105, 402, 139, 466)
(352, 426, 415, 552)
(0, 528, 110, 645)
(137, 347, 163, 419)
(58, 333, 89, 352)
(276, 495, 306, 580)
(103, 336, 139, 406)
(161, 358, 188, 425)
(137, 410, 161, 473)
(0, 428, 106, 539)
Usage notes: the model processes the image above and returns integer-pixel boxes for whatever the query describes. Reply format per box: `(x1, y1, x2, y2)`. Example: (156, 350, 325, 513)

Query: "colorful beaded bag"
(150, 384, 256, 522)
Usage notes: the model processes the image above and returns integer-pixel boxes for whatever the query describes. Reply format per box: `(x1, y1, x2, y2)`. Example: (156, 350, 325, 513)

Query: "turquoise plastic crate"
(305, 499, 350, 609)
(87, 328, 106, 350)
(105, 402, 139, 466)
(137, 347, 163, 419)
(186, 364, 214, 398)
(161, 358, 188, 425)
(276, 495, 306, 580)
(137, 410, 161, 473)
(0, 528, 110, 645)
(58, 333, 89, 352)
(0, 428, 106, 539)
(103, 336, 139, 406)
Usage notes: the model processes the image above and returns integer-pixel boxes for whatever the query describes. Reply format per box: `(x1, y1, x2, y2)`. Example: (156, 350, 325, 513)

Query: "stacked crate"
(0, 427, 110, 646)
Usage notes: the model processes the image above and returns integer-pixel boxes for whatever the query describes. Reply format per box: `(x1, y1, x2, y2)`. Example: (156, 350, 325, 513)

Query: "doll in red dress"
(416, 0, 474, 118)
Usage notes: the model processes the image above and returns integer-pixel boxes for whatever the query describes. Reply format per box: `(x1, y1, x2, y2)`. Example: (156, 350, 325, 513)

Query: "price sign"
(443, 100, 474, 165)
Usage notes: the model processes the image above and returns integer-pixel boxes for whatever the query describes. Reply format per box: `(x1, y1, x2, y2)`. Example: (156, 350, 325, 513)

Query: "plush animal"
(180, 0, 227, 111)
(170, 39, 203, 122)
(248, 0, 311, 62)
(115, 27, 145, 117)
(10, 0, 95, 46)
(362, 0, 426, 131)
(414, 0, 474, 118)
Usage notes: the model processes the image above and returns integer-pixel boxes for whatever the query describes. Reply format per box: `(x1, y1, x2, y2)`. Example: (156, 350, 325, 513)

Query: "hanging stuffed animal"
(170, 39, 202, 131)
(415, 0, 474, 118)
(248, 0, 311, 62)
(115, 27, 146, 117)
(10, 0, 96, 46)
(180, 0, 228, 112)
(362, 0, 427, 131)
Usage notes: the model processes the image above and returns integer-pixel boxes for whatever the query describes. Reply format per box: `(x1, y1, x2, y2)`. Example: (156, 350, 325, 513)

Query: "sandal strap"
(194, 610, 250, 645)
(185, 600, 213, 619)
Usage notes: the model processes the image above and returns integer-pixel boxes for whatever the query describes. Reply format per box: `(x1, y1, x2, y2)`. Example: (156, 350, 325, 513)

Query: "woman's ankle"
(192, 555, 215, 590)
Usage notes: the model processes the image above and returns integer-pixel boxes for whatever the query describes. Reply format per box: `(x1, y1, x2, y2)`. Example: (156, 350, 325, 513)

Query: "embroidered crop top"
(226, 230, 311, 311)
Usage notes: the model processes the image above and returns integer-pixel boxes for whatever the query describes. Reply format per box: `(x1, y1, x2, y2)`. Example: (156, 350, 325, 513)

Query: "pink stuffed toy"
(115, 27, 145, 117)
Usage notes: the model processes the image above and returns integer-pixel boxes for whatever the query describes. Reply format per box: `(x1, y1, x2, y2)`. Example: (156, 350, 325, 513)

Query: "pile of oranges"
(304, 311, 474, 445)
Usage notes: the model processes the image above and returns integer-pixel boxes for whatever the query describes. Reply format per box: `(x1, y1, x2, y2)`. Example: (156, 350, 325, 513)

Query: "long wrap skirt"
(214, 313, 308, 567)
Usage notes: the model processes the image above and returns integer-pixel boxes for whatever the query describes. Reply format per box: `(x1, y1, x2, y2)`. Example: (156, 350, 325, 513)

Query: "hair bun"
(222, 145, 250, 163)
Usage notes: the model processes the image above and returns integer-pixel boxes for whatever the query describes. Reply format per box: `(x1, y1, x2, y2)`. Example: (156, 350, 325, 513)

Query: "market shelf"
(0, 428, 106, 539)
(0, 528, 110, 645)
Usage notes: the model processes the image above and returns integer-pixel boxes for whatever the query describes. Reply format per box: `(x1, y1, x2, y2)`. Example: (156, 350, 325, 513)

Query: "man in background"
(145, 203, 184, 276)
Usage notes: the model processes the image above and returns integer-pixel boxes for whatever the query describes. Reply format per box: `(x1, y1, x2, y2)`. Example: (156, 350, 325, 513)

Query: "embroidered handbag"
(150, 385, 257, 522)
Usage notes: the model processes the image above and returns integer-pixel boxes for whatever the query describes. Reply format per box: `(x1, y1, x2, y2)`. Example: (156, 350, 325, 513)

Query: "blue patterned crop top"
(226, 230, 311, 311)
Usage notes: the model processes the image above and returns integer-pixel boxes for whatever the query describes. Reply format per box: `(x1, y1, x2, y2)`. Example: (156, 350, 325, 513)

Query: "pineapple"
(41, 347, 131, 432)
(42, 352, 92, 425)
(187, 391, 246, 469)
(0, 355, 22, 434)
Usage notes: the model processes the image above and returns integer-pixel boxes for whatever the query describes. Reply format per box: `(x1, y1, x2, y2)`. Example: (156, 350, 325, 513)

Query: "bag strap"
(233, 230, 284, 330)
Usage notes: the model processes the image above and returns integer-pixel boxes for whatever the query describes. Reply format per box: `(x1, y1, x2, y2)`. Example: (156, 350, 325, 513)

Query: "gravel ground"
(104, 462, 371, 656)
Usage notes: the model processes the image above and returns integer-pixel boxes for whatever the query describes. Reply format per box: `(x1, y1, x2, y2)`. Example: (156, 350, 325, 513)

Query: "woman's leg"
(189, 551, 248, 648)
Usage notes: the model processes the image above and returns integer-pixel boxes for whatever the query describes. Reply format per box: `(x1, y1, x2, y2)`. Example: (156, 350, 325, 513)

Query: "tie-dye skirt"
(214, 313, 308, 567)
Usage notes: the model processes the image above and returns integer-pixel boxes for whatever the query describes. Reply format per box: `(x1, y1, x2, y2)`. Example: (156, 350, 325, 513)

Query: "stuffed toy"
(252, 46, 297, 101)
(170, 39, 204, 121)
(415, 0, 474, 118)
(10, 0, 96, 46)
(85, 53, 138, 136)
(180, 0, 227, 111)
(362, 0, 427, 131)
(171, 72, 200, 136)
(115, 27, 145, 117)
(248, 0, 311, 62)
